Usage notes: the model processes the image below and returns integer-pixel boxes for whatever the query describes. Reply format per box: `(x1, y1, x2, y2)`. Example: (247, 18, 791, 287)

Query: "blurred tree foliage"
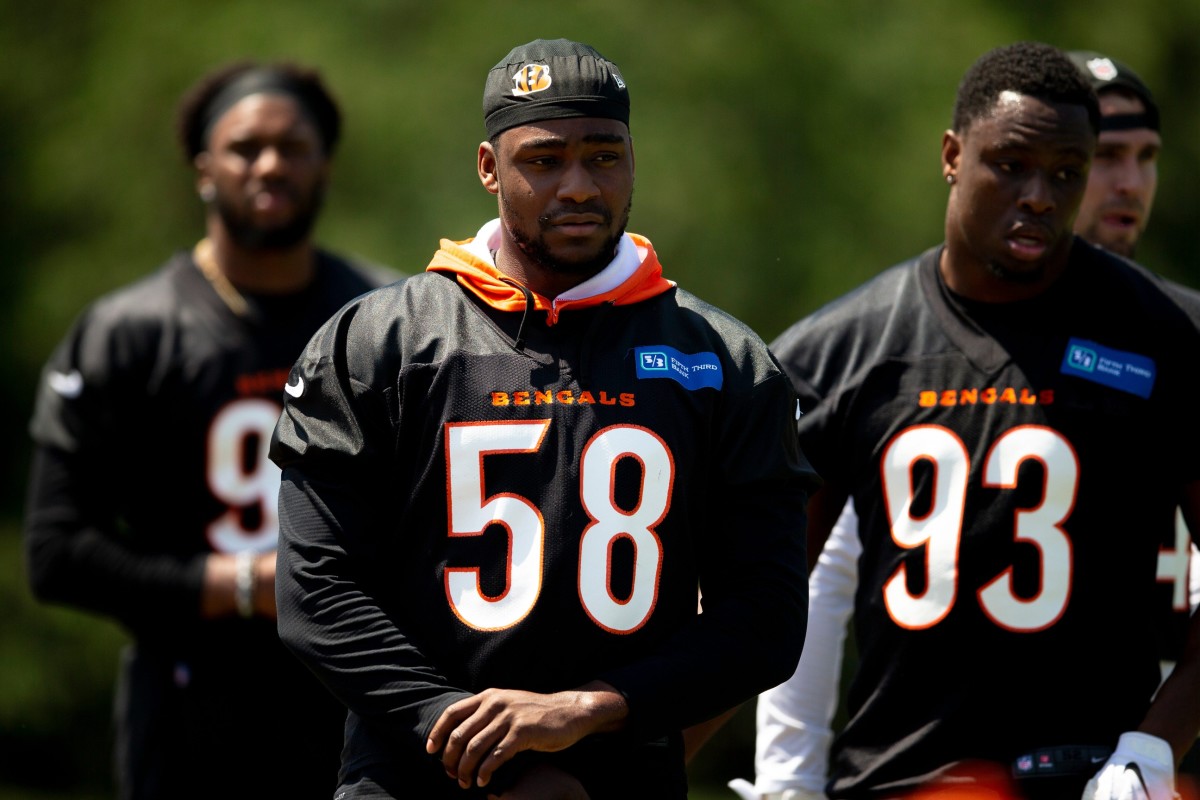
(2, 0, 1197, 796)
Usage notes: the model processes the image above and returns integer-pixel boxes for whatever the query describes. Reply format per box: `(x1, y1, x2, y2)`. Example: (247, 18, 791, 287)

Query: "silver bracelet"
(235, 552, 255, 619)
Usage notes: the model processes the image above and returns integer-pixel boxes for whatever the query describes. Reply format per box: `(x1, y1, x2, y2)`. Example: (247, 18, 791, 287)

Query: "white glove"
(1082, 732, 1179, 800)
(727, 777, 825, 800)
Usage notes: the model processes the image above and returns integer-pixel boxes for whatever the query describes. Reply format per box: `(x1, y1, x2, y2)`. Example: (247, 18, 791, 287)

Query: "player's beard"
(1076, 220, 1139, 259)
(216, 182, 326, 251)
(505, 194, 633, 279)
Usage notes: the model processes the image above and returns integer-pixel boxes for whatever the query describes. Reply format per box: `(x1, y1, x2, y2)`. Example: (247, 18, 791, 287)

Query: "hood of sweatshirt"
(426, 219, 675, 326)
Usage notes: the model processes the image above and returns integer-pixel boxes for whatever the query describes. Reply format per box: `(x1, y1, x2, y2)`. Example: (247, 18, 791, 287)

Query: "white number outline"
(445, 420, 549, 632)
(881, 423, 1078, 632)
(578, 425, 672, 634)
(881, 425, 968, 630)
(443, 421, 671, 633)
(205, 398, 282, 553)
(978, 425, 1076, 632)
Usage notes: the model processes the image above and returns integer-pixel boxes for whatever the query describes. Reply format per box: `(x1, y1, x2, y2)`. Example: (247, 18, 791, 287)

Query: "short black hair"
(952, 42, 1100, 135)
(175, 60, 342, 162)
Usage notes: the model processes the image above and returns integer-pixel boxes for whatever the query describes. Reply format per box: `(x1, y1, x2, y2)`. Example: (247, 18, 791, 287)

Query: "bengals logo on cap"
(511, 64, 552, 96)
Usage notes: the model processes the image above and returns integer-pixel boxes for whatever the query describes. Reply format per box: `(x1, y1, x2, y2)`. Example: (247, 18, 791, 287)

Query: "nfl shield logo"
(1085, 57, 1119, 81)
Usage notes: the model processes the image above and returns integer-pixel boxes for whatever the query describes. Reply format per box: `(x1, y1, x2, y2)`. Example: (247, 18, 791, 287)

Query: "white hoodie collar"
(464, 218, 644, 302)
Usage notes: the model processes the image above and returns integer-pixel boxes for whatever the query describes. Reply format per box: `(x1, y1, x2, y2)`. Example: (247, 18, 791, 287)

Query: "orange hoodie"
(426, 222, 675, 326)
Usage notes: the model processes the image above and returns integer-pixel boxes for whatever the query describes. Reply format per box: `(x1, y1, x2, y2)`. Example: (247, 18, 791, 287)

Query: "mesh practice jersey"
(270, 227, 815, 797)
(24, 248, 395, 795)
(770, 239, 1200, 799)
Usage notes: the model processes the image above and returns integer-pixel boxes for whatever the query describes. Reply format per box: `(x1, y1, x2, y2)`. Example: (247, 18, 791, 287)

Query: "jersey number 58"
(444, 420, 672, 635)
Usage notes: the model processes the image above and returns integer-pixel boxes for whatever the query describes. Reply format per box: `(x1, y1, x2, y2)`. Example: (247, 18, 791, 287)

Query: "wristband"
(235, 552, 255, 619)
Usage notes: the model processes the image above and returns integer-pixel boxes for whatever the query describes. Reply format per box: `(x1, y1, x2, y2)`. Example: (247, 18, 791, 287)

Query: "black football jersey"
(26, 249, 393, 644)
(270, 230, 814, 796)
(770, 239, 1200, 798)
(24, 247, 396, 796)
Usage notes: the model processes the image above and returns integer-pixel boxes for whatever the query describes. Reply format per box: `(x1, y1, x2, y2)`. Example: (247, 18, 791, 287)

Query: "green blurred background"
(3, 1, 1198, 797)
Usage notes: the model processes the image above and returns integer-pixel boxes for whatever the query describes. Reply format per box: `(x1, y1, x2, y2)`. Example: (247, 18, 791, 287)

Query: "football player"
(734, 47, 1199, 800)
(269, 38, 815, 799)
(752, 42, 1200, 800)
(23, 61, 396, 799)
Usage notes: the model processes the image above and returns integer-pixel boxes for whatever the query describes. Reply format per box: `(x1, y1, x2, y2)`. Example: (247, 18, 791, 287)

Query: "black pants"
(115, 643, 346, 800)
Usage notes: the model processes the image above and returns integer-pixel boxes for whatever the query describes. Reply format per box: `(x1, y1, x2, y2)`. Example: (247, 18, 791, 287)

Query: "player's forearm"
(275, 541, 472, 744)
(753, 504, 859, 791)
(29, 523, 205, 624)
(276, 474, 473, 745)
(1138, 609, 1200, 763)
(573, 680, 629, 735)
(25, 446, 205, 621)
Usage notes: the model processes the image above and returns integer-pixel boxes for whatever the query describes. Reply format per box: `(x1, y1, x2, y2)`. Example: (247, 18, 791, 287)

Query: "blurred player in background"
(1067, 47, 1200, 784)
(23, 60, 396, 799)
(1068, 50, 1161, 261)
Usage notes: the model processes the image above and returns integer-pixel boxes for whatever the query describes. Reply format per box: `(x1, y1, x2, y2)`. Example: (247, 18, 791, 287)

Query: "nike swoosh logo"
(1091, 756, 1108, 763)
(284, 375, 305, 398)
(48, 369, 84, 398)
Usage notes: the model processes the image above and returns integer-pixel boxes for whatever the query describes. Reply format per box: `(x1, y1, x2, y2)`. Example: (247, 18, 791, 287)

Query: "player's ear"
(478, 141, 499, 196)
(941, 129, 961, 184)
(194, 152, 216, 203)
